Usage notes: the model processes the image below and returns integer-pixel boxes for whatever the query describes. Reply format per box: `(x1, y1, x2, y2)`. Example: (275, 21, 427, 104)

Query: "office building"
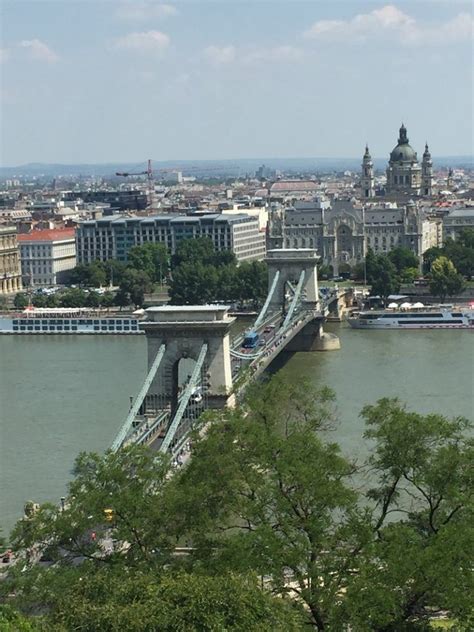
(76, 214, 266, 264)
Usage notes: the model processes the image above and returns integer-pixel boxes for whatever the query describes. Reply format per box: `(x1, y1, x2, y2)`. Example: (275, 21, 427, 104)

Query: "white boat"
(0, 308, 142, 335)
(347, 306, 474, 329)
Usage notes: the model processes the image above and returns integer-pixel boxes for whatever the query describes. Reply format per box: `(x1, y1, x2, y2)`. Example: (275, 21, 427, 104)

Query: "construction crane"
(116, 159, 155, 209)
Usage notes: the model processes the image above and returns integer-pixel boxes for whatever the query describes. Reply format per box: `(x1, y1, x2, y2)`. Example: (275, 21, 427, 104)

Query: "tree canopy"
(2, 374, 472, 631)
(424, 229, 474, 279)
(428, 256, 465, 301)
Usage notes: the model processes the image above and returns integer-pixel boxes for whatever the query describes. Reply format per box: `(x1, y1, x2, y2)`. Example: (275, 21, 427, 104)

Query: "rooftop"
(17, 228, 76, 242)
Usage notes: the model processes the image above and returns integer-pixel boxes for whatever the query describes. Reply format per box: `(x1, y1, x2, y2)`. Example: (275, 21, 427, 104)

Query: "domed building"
(385, 124, 432, 196)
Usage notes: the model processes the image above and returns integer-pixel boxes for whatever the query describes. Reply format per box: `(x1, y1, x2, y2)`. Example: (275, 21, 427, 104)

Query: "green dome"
(390, 143, 417, 163)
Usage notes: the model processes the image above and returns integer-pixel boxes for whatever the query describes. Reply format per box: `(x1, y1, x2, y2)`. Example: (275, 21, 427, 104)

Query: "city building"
(443, 207, 474, 241)
(379, 124, 433, 197)
(0, 226, 22, 294)
(76, 214, 266, 264)
(18, 228, 77, 287)
(268, 199, 440, 275)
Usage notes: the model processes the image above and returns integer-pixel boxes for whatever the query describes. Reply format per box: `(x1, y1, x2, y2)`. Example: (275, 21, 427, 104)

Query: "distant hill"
(0, 156, 472, 178)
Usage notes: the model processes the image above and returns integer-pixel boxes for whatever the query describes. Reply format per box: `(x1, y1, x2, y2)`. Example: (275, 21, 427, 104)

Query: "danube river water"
(0, 326, 472, 535)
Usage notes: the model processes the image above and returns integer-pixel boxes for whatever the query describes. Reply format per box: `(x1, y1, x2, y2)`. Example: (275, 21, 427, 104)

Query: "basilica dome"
(390, 143, 417, 163)
(389, 124, 418, 163)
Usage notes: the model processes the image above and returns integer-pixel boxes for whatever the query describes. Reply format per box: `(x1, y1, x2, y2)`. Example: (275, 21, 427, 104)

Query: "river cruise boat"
(347, 306, 474, 330)
(0, 308, 142, 335)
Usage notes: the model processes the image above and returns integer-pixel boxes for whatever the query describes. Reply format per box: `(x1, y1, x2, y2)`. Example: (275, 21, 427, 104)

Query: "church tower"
(361, 144, 375, 198)
(421, 143, 433, 196)
(386, 123, 421, 195)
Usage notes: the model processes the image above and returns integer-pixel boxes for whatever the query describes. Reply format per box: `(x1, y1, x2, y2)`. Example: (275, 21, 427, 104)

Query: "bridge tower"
(266, 248, 339, 351)
(141, 306, 235, 410)
(266, 248, 320, 311)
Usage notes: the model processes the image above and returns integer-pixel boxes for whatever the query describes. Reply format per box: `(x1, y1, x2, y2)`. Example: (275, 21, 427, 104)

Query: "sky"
(0, 0, 473, 166)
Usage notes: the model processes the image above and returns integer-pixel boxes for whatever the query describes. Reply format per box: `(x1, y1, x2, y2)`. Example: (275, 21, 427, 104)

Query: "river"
(0, 326, 472, 536)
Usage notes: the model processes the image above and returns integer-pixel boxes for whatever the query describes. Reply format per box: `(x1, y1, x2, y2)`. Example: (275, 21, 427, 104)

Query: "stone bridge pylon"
(141, 306, 236, 411)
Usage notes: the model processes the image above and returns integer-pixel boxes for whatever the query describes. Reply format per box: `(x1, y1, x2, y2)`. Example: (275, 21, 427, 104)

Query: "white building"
(18, 228, 77, 286)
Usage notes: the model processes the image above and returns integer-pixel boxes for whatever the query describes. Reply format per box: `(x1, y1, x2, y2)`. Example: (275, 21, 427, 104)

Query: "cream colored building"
(0, 226, 22, 294)
(18, 228, 77, 287)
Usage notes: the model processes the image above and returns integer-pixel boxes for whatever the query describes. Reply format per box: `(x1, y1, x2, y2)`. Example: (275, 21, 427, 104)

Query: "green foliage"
(117, 269, 153, 307)
(368, 253, 400, 302)
(318, 264, 333, 280)
(388, 246, 419, 274)
(3, 376, 472, 631)
(400, 266, 419, 284)
(13, 293, 29, 309)
(169, 238, 266, 306)
(127, 242, 169, 283)
(429, 256, 465, 301)
(43, 568, 301, 631)
(0, 605, 42, 631)
(69, 261, 106, 288)
(423, 230, 474, 278)
(172, 237, 236, 269)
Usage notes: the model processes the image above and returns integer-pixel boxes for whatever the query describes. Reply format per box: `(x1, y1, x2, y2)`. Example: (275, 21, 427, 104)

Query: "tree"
(423, 246, 444, 275)
(15, 568, 301, 631)
(388, 246, 419, 275)
(400, 266, 419, 284)
(318, 264, 333, 280)
(429, 256, 465, 302)
(118, 269, 153, 307)
(104, 259, 127, 287)
(3, 376, 472, 631)
(349, 399, 474, 630)
(174, 379, 473, 630)
(58, 288, 87, 308)
(237, 260, 268, 305)
(172, 237, 216, 268)
(169, 263, 218, 305)
(0, 605, 41, 631)
(128, 243, 169, 284)
(369, 255, 400, 304)
(13, 293, 29, 310)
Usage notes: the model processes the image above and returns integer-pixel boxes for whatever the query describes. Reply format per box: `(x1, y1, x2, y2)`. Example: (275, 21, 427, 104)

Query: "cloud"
(116, 2, 177, 21)
(204, 44, 303, 66)
(113, 30, 170, 53)
(304, 5, 473, 46)
(19, 39, 58, 62)
(0, 48, 10, 63)
(204, 45, 236, 65)
(244, 45, 304, 63)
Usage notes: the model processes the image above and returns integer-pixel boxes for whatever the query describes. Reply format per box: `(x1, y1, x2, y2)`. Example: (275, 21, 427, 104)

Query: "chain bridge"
(110, 249, 352, 458)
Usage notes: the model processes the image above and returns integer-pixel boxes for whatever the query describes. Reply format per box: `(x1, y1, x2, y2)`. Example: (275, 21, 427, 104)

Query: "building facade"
(18, 228, 77, 287)
(0, 226, 22, 294)
(442, 208, 474, 241)
(76, 214, 266, 264)
(382, 124, 433, 197)
(268, 199, 439, 274)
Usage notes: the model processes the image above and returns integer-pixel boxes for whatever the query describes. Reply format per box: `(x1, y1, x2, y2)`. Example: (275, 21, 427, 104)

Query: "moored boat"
(347, 306, 474, 330)
(0, 307, 143, 334)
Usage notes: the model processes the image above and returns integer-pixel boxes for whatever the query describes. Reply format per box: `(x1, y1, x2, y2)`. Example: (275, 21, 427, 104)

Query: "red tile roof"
(17, 228, 76, 242)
